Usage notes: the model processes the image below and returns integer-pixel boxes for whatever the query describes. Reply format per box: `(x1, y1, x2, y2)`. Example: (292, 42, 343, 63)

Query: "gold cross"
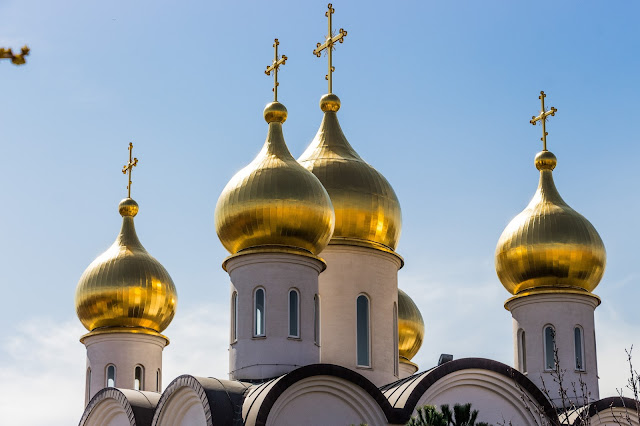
(264, 39, 287, 102)
(313, 3, 347, 94)
(530, 91, 558, 151)
(0, 45, 30, 65)
(122, 142, 138, 198)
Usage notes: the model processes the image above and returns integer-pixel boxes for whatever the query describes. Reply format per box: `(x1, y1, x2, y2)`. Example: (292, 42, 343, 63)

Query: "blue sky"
(1, 1, 639, 424)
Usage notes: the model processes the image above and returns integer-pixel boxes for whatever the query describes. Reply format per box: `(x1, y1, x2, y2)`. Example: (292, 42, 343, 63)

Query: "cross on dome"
(313, 3, 347, 94)
(265, 38, 288, 102)
(122, 142, 138, 198)
(530, 91, 558, 151)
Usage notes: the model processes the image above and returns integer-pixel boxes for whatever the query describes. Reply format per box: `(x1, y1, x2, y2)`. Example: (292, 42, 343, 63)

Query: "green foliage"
(406, 403, 492, 426)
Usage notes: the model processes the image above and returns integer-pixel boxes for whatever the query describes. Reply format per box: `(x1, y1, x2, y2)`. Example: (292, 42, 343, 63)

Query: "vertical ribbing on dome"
(298, 94, 402, 252)
(215, 102, 335, 256)
(495, 151, 606, 296)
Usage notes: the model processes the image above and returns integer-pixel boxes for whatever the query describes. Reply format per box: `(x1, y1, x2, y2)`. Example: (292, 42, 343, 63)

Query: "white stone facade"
(225, 251, 324, 380)
(507, 291, 600, 404)
(317, 244, 402, 386)
(82, 332, 167, 404)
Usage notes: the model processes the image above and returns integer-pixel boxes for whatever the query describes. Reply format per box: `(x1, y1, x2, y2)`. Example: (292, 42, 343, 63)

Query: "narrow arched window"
(518, 329, 527, 373)
(231, 291, 238, 343)
(393, 302, 399, 377)
(314, 295, 320, 345)
(156, 369, 161, 392)
(254, 288, 266, 337)
(86, 367, 91, 403)
(106, 364, 116, 387)
(288, 289, 300, 338)
(544, 325, 556, 370)
(134, 365, 144, 390)
(575, 326, 585, 371)
(356, 295, 371, 367)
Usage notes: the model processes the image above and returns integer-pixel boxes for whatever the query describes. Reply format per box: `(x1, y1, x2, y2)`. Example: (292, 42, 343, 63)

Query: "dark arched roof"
(251, 359, 558, 425)
(151, 375, 249, 426)
(79, 388, 160, 426)
(573, 396, 640, 425)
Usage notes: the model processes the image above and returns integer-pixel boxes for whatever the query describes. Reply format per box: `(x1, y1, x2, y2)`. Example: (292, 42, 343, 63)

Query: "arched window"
(356, 294, 371, 367)
(231, 291, 238, 343)
(393, 302, 399, 377)
(288, 289, 300, 338)
(254, 288, 266, 337)
(314, 295, 320, 345)
(544, 325, 556, 371)
(86, 367, 91, 403)
(106, 364, 116, 388)
(134, 365, 144, 390)
(574, 326, 585, 371)
(156, 369, 161, 392)
(518, 329, 527, 373)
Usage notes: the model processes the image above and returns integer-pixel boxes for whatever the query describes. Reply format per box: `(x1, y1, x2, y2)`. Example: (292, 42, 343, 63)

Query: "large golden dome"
(215, 102, 335, 256)
(298, 94, 402, 252)
(398, 288, 424, 361)
(75, 198, 178, 335)
(496, 150, 606, 295)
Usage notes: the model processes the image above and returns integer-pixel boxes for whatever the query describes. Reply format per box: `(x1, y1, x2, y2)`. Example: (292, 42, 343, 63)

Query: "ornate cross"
(313, 3, 347, 94)
(264, 39, 287, 102)
(0, 45, 29, 65)
(530, 91, 558, 151)
(122, 142, 138, 198)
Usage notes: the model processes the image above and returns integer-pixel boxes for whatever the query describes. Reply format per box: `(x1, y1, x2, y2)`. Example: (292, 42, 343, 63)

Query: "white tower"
(496, 112, 606, 406)
(298, 94, 404, 386)
(215, 98, 335, 381)
(75, 192, 178, 405)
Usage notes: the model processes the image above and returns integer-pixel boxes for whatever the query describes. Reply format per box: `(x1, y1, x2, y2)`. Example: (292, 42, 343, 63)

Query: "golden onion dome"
(75, 198, 177, 335)
(398, 288, 425, 361)
(215, 102, 335, 256)
(298, 94, 402, 252)
(495, 150, 606, 295)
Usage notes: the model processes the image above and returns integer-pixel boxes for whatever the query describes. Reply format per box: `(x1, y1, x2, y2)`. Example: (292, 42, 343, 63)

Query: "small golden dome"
(398, 288, 424, 361)
(215, 101, 335, 255)
(75, 198, 178, 334)
(298, 94, 402, 252)
(496, 151, 606, 295)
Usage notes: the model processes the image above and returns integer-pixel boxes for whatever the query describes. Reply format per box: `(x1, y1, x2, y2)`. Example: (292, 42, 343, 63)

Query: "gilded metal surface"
(76, 198, 178, 333)
(495, 151, 606, 295)
(265, 39, 287, 102)
(215, 102, 335, 255)
(122, 142, 138, 198)
(530, 91, 557, 151)
(398, 289, 424, 361)
(313, 3, 347, 94)
(0, 45, 29, 65)
(298, 94, 402, 251)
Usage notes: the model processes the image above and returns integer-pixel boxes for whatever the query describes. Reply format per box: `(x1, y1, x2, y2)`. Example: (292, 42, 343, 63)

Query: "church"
(73, 5, 637, 426)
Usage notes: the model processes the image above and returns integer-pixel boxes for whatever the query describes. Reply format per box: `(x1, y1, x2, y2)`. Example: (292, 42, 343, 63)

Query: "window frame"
(253, 287, 266, 337)
(106, 364, 116, 388)
(231, 291, 238, 343)
(356, 294, 371, 368)
(134, 365, 144, 391)
(574, 325, 586, 372)
(543, 325, 556, 371)
(313, 294, 320, 346)
(288, 288, 301, 339)
(518, 328, 527, 373)
(393, 302, 399, 377)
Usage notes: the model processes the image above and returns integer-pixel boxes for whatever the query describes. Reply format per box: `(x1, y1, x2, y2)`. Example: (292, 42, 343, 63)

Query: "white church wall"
(153, 386, 207, 426)
(264, 375, 388, 426)
(318, 245, 402, 386)
(507, 292, 600, 405)
(226, 252, 323, 380)
(83, 332, 166, 403)
(413, 368, 542, 426)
